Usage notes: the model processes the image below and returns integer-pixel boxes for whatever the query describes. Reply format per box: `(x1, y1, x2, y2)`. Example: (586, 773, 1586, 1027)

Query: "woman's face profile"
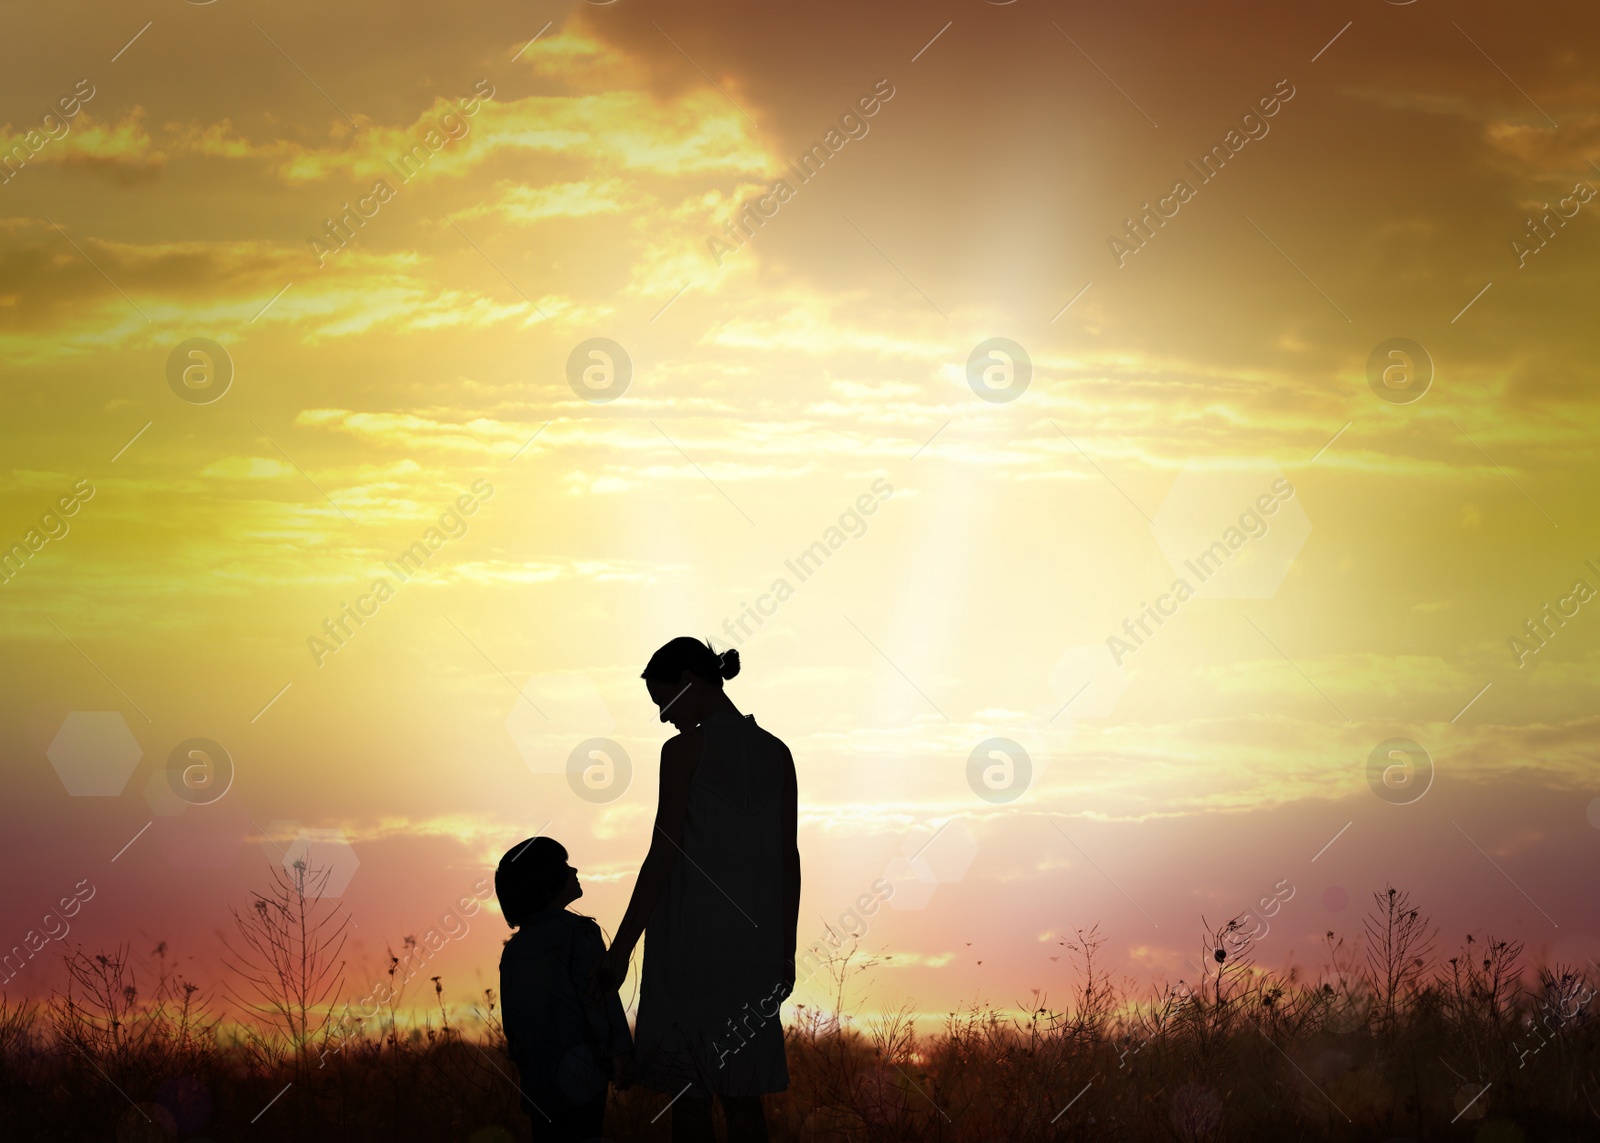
(646, 673, 697, 729)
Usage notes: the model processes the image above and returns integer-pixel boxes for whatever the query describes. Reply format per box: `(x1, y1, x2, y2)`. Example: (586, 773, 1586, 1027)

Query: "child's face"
(559, 863, 581, 906)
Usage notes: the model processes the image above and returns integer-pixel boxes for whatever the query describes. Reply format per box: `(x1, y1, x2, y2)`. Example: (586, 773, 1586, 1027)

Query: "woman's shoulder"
(662, 724, 705, 757)
(750, 721, 794, 765)
(754, 720, 790, 749)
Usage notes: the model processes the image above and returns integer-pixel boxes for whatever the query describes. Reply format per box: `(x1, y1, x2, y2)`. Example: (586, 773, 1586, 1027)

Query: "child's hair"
(495, 836, 569, 927)
(641, 637, 740, 687)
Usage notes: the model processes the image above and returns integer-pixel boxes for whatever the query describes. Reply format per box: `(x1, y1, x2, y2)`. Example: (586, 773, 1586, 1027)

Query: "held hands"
(591, 945, 631, 995)
(612, 1050, 637, 1091)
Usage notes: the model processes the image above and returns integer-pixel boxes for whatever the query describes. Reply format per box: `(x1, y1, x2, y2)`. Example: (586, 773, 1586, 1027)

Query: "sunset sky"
(3, 0, 1599, 1027)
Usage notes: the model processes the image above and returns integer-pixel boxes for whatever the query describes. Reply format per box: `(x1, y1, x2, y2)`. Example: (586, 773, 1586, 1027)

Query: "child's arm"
(594, 946, 635, 1089)
(576, 922, 635, 1059)
(498, 956, 530, 1066)
(603, 983, 633, 1058)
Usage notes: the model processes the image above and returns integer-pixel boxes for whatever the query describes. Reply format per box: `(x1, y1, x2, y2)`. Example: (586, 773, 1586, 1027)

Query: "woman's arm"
(595, 729, 699, 986)
(780, 743, 800, 996)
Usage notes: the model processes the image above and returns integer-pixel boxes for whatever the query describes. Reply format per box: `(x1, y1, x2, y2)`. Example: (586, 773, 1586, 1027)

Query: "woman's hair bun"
(642, 636, 741, 687)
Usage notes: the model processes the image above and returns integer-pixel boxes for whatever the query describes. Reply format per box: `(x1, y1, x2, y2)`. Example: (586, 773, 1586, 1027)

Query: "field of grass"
(1, 865, 1595, 1142)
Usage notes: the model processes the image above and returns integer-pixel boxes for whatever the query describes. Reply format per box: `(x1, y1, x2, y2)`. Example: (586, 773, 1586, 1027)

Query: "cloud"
(200, 456, 295, 480)
(453, 178, 634, 226)
(296, 409, 529, 454)
(163, 32, 768, 187)
(53, 108, 168, 183)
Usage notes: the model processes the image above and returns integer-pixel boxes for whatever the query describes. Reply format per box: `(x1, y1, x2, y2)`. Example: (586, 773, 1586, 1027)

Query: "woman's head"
(641, 636, 739, 730)
(495, 837, 579, 927)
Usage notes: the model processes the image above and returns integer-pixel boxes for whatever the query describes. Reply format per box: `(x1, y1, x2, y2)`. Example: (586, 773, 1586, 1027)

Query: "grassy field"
(1, 867, 1594, 1141)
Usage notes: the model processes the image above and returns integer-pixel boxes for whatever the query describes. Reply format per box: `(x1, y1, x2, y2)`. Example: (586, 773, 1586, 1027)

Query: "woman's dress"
(633, 709, 792, 1096)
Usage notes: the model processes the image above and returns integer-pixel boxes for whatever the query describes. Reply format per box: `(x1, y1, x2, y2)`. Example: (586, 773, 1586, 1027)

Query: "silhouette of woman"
(594, 637, 799, 1143)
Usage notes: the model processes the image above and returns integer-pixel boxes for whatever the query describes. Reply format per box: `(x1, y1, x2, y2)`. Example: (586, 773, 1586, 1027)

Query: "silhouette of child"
(497, 837, 635, 1143)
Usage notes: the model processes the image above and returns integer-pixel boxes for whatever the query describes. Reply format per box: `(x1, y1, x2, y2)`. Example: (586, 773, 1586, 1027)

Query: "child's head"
(495, 837, 580, 927)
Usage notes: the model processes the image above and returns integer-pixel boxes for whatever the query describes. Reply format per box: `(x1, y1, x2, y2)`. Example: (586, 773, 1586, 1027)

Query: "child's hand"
(612, 1051, 637, 1091)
